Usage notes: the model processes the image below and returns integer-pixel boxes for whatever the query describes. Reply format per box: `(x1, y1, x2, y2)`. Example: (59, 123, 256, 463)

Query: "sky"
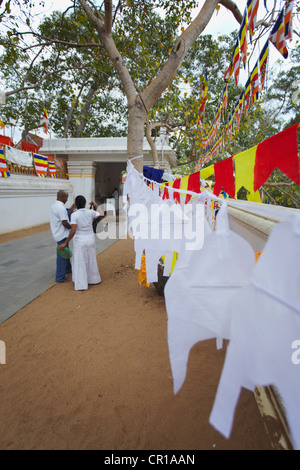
(1, 0, 296, 142)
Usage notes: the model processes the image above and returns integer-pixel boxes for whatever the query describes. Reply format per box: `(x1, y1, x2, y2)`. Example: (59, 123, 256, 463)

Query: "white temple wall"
(0, 174, 73, 234)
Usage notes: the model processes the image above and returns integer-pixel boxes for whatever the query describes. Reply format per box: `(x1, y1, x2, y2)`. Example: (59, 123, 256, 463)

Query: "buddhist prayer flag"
(239, 12, 248, 68)
(186, 171, 201, 204)
(236, 91, 244, 130)
(232, 39, 240, 86)
(244, 78, 251, 116)
(284, 0, 295, 40)
(224, 39, 240, 86)
(200, 164, 215, 180)
(172, 177, 181, 204)
(227, 113, 233, 141)
(48, 160, 57, 178)
(247, 0, 259, 40)
(222, 83, 228, 115)
(162, 182, 170, 200)
(33, 153, 48, 177)
(250, 61, 259, 104)
(213, 156, 235, 199)
(234, 146, 261, 201)
(0, 148, 10, 177)
(182, 125, 298, 204)
(254, 123, 300, 191)
(269, 8, 288, 59)
(54, 157, 64, 168)
(224, 62, 233, 83)
(41, 102, 49, 134)
(259, 40, 269, 91)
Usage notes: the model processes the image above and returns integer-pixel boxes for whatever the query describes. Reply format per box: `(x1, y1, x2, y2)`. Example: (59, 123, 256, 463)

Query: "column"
(67, 161, 97, 204)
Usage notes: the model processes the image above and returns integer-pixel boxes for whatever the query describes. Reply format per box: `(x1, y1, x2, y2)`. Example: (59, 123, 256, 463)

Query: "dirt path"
(0, 227, 272, 450)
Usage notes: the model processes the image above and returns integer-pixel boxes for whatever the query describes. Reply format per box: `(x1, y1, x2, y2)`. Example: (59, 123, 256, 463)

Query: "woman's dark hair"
(75, 195, 86, 209)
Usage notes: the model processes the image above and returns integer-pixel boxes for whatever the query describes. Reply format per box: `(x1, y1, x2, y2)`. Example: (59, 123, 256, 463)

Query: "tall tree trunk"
(79, 0, 240, 172)
(127, 95, 147, 173)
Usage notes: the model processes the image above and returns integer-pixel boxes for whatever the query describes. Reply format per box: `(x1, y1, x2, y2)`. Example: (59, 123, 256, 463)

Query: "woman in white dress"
(59, 195, 104, 290)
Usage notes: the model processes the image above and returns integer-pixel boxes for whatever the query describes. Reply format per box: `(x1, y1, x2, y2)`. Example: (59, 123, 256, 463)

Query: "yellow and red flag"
(41, 102, 49, 134)
(284, 0, 295, 41)
(247, 0, 259, 40)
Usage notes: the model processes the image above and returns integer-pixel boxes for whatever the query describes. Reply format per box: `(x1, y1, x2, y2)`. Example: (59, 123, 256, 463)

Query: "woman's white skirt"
(71, 233, 101, 290)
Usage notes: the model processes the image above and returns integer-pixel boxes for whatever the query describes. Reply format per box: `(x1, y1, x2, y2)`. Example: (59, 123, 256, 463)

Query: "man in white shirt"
(50, 190, 75, 283)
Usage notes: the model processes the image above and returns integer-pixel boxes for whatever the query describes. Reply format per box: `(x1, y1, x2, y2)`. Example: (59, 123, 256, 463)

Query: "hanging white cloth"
(123, 161, 205, 282)
(164, 202, 256, 394)
(5, 146, 33, 166)
(209, 215, 300, 450)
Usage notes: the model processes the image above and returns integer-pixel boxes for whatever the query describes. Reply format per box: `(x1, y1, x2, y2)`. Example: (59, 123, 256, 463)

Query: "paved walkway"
(0, 225, 121, 324)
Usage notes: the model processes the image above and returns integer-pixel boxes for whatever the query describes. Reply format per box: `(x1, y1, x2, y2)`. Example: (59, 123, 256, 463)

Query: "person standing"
(59, 195, 104, 291)
(50, 190, 75, 283)
(112, 187, 118, 199)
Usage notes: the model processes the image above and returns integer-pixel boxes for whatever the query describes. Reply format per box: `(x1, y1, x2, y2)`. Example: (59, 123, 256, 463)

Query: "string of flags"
(196, 0, 295, 166)
(0, 142, 57, 178)
(161, 124, 299, 204)
(196, 69, 208, 133)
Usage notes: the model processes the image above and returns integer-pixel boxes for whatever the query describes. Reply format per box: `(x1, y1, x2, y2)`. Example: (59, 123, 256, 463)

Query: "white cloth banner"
(5, 146, 33, 167)
(209, 215, 300, 450)
(164, 202, 256, 394)
(123, 160, 206, 282)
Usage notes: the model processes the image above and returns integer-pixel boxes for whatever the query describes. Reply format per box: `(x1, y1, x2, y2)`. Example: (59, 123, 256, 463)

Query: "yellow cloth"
(255, 251, 262, 263)
(162, 252, 179, 275)
(200, 164, 215, 180)
(234, 145, 261, 202)
(180, 175, 189, 203)
(171, 252, 179, 274)
(247, 190, 262, 203)
(138, 253, 150, 287)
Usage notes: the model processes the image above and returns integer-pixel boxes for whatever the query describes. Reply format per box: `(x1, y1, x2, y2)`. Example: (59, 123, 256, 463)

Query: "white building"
(0, 136, 176, 234)
(40, 135, 176, 204)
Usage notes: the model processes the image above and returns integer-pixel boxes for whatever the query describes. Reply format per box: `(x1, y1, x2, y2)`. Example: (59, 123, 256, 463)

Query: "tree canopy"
(0, 0, 299, 200)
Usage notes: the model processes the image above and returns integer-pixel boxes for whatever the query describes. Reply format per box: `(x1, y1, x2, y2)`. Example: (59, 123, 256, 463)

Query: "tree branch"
(261, 187, 279, 205)
(104, 0, 112, 34)
(142, 0, 243, 110)
(218, 0, 243, 23)
(9, 32, 104, 52)
(145, 115, 159, 166)
(79, 0, 137, 104)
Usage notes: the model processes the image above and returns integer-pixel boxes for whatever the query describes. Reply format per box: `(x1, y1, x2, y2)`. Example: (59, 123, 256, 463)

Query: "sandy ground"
(0, 226, 273, 451)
